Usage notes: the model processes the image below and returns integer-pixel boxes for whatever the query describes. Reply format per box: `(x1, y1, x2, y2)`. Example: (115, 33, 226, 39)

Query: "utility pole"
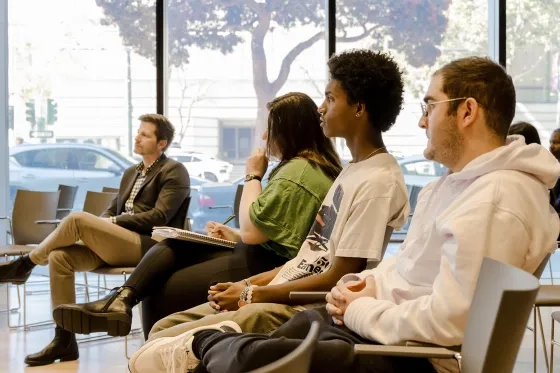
(127, 48, 133, 156)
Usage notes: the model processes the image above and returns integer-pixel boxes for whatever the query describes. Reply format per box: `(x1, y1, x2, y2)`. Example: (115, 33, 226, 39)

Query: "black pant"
(124, 238, 288, 338)
(192, 307, 437, 373)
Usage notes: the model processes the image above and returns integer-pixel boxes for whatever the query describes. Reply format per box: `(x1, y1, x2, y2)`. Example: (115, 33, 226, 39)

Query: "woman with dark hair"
(508, 121, 541, 145)
(53, 92, 342, 343)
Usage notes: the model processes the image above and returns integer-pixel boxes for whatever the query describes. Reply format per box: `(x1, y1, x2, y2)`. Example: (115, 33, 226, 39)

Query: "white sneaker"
(129, 320, 241, 373)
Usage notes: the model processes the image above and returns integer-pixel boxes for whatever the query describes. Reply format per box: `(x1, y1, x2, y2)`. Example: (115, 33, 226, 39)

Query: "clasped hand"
(325, 275, 376, 326)
(208, 281, 246, 312)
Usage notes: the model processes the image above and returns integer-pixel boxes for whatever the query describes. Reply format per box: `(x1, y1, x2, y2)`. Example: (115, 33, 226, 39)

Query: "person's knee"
(47, 250, 74, 274)
(232, 303, 292, 333)
(149, 320, 165, 337)
(61, 211, 91, 231)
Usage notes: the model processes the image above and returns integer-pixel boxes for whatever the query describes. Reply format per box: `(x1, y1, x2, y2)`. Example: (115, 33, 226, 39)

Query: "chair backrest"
(461, 258, 540, 373)
(533, 252, 551, 279)
(83, 191, 117, 217)
(366, 226, 394, 270)
(181, 197, 192, 230)
(56, 184, 79, 219)
(12, 190, 60, 245)
(248, 321, 320, 373)
(233, 184, 244, 228)
(102, 187, 119, 193)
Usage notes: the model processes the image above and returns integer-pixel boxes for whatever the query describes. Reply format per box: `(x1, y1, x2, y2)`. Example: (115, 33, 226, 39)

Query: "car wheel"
(203, 172, 218, 182)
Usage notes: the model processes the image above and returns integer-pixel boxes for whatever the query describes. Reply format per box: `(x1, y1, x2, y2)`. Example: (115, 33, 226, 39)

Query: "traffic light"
(25, 100, 35, 125)
(47, 98, 58, 124)
(8, 105, 13, 130)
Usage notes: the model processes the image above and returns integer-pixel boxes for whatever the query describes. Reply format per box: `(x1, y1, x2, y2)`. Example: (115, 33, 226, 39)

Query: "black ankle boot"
(0, 254, 36, 284)
(24, 326, 79, 366)
(53, 286, 138, 337)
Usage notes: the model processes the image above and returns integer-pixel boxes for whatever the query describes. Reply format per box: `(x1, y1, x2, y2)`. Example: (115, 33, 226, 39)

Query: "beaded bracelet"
(238, 285, 258, 308)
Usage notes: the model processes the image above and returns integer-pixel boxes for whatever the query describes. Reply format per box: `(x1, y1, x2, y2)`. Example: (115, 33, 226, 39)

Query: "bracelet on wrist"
(238, 285, 258, 308)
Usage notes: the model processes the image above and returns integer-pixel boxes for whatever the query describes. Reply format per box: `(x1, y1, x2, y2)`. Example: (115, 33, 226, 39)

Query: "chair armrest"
(35, 219, 62, 225)
(289, 291, 328, 302)
(354, 344, 457, 359)
(405, 341, 461, 353)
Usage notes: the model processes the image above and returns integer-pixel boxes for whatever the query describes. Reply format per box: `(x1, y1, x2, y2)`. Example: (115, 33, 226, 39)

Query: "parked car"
(9, 143, 136, 211)
(190, 156, 447, 234)
(167, 150, 233, 183)
(8, 143, 210, 216)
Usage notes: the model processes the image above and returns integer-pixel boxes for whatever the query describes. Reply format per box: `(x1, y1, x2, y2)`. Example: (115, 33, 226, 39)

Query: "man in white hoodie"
(143, 57, 560, 373)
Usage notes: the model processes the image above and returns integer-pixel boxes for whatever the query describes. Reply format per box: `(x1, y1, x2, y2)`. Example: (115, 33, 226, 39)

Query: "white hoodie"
(343, 136, 560, 371)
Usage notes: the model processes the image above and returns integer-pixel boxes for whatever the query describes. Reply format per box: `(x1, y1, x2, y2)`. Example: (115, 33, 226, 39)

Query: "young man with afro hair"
(128, 49, 411, 373)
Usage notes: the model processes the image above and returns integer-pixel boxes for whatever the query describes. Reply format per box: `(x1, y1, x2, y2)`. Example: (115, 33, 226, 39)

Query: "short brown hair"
(435, 57, 516, 139)
(138, 114, 175, 151)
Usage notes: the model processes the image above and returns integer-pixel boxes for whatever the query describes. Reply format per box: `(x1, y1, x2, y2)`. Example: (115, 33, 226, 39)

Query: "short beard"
(433, 115, 464, 169)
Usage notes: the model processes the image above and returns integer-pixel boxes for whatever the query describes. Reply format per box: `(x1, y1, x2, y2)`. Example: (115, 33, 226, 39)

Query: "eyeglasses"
(420, 97, 468, 118)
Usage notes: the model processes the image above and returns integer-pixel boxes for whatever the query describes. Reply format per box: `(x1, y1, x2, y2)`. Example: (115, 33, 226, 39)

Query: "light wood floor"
(0, 274, 559, 373)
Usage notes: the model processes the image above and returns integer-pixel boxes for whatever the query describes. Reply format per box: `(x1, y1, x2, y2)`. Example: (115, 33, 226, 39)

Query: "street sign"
(29, 130, 54, 139)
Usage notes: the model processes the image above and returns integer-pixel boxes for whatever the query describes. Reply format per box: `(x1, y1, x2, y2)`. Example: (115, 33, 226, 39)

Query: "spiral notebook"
(152, 226, 236, 249)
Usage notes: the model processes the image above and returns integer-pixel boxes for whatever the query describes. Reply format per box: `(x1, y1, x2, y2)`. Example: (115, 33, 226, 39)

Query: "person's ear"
(355, 102, 365, 118)
(459, 98, 480, 129)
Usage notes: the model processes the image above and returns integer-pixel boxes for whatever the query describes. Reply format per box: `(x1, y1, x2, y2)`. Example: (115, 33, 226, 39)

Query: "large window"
(8, 0, 156, 210)
(162, 0, 328, 231)
(506, 0, 560, 147)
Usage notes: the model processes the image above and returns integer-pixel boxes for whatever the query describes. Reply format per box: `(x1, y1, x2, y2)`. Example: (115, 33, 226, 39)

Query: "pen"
(222, 215, 236, 225)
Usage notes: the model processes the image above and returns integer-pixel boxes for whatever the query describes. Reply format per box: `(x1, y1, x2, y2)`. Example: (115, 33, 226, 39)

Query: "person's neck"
(345, 130, 386, 163)
(449, 137, 505, 173)
(142, 152, 162, 169)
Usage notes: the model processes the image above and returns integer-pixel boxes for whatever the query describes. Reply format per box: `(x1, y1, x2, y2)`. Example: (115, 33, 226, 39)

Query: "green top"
(249, 157, 335, 259)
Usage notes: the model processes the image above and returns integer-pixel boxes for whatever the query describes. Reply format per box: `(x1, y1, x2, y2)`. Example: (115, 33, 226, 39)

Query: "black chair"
(248, 321, 320, 373)
(56, 184, 79, 219)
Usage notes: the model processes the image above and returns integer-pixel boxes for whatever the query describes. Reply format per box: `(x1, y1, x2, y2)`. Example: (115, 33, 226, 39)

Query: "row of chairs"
(0, 186, 119, 330)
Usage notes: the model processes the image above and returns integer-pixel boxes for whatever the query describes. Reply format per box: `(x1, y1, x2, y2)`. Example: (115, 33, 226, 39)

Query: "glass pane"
(506, 0, 560, 283)
(237, 128, 253, 159)
(221, 127, 237, 160)
(8, 0, 156, 211)
(166, 1, 327, 232)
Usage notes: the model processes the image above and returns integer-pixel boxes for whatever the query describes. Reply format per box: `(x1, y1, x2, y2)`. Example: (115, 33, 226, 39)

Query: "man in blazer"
(0, 114, 190, 366)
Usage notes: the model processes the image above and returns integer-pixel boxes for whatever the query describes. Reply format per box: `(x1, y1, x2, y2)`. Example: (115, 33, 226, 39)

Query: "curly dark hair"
(327, 49, 404, 132)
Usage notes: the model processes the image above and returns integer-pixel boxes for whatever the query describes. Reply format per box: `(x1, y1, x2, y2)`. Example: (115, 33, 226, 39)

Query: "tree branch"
(271, 31, 324, 93)
(336, 25, 378, 43)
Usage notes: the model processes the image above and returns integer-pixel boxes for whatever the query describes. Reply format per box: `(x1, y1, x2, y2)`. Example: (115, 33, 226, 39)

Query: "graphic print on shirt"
(306, 184, 343, 252)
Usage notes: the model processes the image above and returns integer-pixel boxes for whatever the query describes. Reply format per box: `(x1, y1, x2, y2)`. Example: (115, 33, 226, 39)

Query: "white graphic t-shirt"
(268, 153, 410, 286)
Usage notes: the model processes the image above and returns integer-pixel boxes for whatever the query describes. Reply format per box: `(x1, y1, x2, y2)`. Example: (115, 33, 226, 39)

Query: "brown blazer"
(101, 154, 190, 254)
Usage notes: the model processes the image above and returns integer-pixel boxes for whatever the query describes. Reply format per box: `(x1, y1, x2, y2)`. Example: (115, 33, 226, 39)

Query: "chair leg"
(551, 317, 556, 373)
(536, 307, 539, 373)
(83, 273, 90, 302)
(539, 307, 550, 372)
